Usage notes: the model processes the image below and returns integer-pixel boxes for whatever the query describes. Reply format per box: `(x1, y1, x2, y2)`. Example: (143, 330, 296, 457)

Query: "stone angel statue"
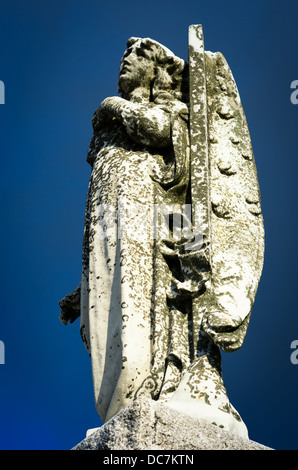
(59, 27, 264, 439)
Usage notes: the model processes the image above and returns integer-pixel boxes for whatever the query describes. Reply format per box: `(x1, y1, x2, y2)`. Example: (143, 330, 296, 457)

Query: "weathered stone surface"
(161, 26, 265, 438)
(60, 26, 265, 441)
(72, 398, 271, 450)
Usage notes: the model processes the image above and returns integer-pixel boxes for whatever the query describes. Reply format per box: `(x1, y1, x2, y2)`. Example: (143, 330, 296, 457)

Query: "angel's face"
(118, 41, 155, 98)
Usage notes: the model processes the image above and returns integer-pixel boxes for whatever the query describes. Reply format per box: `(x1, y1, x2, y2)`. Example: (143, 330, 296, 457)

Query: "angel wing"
(199, 49, 265, 352)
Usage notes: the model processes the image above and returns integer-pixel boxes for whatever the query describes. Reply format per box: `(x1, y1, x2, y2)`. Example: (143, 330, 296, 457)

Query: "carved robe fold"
(80, 101, 189, 423)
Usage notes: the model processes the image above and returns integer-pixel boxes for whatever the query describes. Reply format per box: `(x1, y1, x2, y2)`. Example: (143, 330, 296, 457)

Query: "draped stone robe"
(80, 99, 190, 423)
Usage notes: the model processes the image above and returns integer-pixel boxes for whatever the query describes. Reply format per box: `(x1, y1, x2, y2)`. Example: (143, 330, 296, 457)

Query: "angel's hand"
(92, 97, 118, 131)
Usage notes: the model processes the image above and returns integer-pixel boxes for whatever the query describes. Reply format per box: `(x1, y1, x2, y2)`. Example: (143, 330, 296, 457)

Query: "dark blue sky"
(0, 0, 297, 450)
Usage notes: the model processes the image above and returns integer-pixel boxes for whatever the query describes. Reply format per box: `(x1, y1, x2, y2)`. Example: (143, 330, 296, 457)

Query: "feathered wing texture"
(165, 49, 264, 439)
(200, 51, 265, 352)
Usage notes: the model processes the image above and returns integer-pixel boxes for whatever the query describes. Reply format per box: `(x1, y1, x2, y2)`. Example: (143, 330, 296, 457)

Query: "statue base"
(72, 397, 272, 450)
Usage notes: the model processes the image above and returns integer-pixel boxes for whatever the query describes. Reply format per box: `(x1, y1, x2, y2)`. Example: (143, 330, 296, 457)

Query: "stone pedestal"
(72, 398, 271, 450)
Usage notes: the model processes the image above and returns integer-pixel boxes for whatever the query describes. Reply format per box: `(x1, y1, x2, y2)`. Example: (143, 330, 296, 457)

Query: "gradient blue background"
(0, 0, 297, 450)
